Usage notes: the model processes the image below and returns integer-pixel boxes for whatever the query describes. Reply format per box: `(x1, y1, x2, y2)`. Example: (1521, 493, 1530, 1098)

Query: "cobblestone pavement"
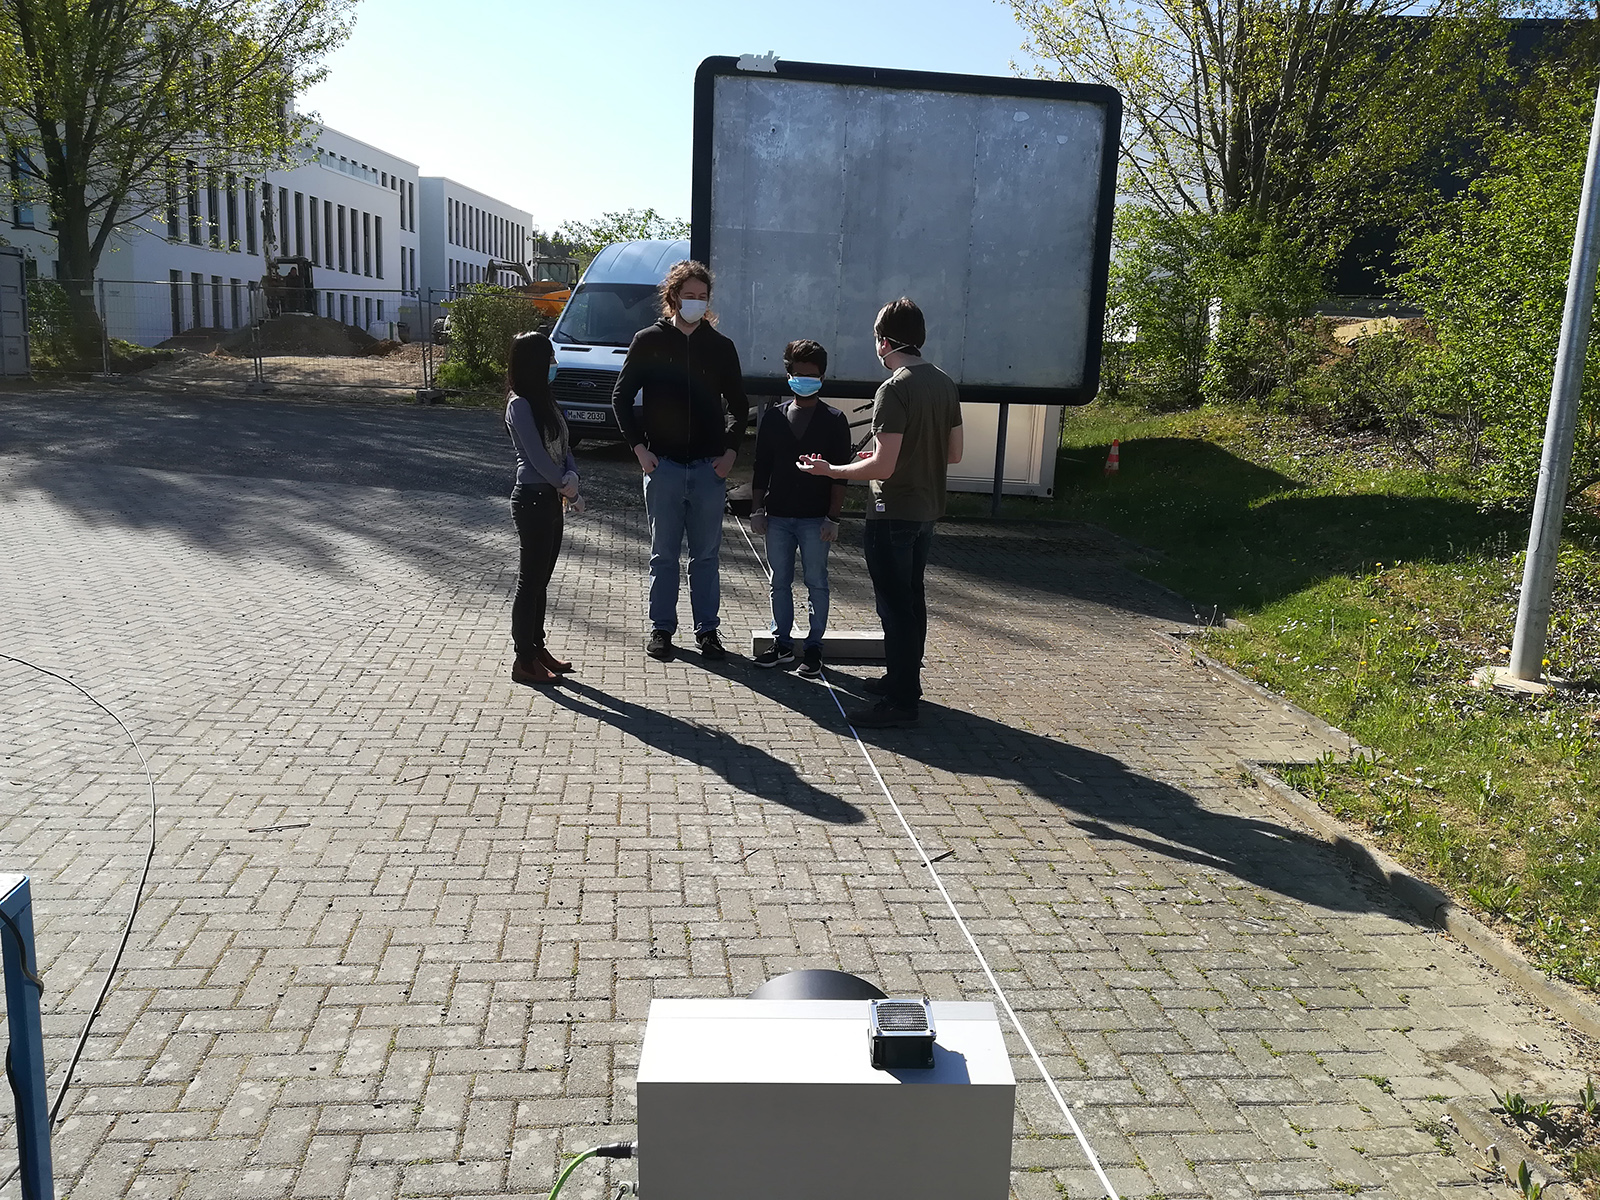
(2, 392, 1595, 1200)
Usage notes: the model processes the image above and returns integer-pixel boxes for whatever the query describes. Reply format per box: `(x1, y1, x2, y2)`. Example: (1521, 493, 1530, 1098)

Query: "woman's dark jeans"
(863, 518, 935, 709)
(510, 484, 564, 658)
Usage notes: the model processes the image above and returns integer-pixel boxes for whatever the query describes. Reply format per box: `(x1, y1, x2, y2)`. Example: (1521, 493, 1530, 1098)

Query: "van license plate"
(565, 409, 608, 423)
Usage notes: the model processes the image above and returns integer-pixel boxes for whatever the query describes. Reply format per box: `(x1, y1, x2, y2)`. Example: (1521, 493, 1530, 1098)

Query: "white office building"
(417, 177, 534, 300)
(5, 124, 529, 346)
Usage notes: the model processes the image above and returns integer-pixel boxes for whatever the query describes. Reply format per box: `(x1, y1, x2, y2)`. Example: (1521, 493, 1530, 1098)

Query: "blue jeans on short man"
(863, 519, 936, 709)
(642, 457, 724, 634)
(766, 516, 829, 648)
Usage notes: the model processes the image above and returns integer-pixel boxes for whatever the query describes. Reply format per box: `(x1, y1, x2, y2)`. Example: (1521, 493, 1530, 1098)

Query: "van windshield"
(553, 283, 662, 347)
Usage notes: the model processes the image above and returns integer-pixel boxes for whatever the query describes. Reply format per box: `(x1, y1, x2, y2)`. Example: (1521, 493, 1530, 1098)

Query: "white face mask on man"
(677, 298, 709, 324)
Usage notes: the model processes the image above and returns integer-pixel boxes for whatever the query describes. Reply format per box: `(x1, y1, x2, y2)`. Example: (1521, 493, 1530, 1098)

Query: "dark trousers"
(511, 486, 564, 657)
(863, 518, 935, 708)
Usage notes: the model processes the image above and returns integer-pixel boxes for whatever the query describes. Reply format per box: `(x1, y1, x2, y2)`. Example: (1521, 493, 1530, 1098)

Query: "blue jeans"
(766, 516, 830, 648)
(863, 519, 935, 708)
(642, 458, 724, 634)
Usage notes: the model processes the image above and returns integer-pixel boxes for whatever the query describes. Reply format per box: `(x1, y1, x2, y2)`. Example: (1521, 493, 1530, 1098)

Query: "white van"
(550, 237, 689, 445)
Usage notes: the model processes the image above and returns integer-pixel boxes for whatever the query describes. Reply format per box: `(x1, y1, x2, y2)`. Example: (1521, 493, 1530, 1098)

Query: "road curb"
(1243, 761, 1600, 1043)
(1446, 1095, 1573, 1199)
(1154, 629, 1366, 757)
(1154, 629, 1600, 1041)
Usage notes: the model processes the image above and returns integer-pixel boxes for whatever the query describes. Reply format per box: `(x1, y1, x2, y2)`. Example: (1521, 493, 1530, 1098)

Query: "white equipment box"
(636, 999, 1016, 1200)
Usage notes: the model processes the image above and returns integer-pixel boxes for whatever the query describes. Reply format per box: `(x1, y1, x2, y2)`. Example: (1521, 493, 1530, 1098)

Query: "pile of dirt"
(361, 338, 403, 357)
(157, 327, 236, 355)
(1329, 315, 1432, 346)
(216, 314, 380, 359)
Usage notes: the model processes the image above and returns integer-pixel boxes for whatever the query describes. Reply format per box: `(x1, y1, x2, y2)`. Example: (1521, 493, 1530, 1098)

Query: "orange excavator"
(483, 256, 578, 321)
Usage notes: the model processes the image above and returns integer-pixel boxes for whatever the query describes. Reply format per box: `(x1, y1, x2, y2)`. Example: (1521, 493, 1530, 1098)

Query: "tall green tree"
(1007, 0, 1506, 232)
(555, 207, 689, 270)
(1399, 69, 1600, 503)
(0, 0, 354, 314)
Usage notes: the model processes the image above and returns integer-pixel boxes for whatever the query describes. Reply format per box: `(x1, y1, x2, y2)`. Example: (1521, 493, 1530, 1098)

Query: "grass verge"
(953, 404, 1600, 993)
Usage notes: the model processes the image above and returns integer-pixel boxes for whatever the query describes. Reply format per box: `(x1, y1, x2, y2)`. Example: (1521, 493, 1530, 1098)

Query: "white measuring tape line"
(732, 515, 1121, 1200)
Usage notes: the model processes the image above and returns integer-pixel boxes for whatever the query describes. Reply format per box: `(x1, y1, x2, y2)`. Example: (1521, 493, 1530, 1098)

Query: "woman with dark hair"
(505, 331, 582, 685)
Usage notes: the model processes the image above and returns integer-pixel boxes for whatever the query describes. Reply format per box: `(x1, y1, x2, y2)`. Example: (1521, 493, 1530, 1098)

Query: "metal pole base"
(1469, 665, 1575, 696)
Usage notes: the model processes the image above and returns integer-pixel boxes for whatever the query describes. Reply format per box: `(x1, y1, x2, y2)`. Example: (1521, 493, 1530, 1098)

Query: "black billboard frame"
(690, 55, 1123, 410)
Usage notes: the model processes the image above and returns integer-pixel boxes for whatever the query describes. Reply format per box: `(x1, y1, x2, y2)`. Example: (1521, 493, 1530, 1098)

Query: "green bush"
(1104, 206, 1212, 410)
(1399, 77, 1600, 504)
(1105, 206, 1328, 412)
(25, 278, 83, 371)
(441, 285, 545, 391)
(1203, 315, 1331, 411)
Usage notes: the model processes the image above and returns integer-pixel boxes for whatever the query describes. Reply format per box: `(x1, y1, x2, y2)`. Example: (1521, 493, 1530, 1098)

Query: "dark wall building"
(1327, 18, 1587, 309)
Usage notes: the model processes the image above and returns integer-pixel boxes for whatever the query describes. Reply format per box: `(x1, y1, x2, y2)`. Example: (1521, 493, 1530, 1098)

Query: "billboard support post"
(991, 402, 1010, 518)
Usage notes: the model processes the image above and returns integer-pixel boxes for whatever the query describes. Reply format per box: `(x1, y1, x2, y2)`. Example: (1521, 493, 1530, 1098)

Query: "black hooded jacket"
(610, 318, 749, 462)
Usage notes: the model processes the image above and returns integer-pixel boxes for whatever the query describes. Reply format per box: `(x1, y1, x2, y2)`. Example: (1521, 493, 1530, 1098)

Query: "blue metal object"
(1, 873, 54, 1200)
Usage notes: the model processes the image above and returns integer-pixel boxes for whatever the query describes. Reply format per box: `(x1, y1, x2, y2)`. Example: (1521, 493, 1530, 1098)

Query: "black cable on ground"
(0, 653, 160, 1190)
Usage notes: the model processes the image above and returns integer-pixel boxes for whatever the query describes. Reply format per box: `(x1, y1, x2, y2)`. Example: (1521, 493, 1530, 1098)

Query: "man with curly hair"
(612, 260, 750, 663)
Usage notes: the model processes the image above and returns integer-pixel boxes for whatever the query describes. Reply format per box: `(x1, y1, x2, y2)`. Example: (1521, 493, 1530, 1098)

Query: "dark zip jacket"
(752, 400, 852, 518)
(611, 318, 749, 462)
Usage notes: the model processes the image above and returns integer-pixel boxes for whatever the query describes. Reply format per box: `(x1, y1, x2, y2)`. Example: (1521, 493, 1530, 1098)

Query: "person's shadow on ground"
(731, 663, 1403, 920)
(543, 678, 866, 825)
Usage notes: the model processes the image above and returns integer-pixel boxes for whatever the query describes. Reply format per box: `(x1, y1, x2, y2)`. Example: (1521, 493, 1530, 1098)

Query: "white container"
(636, 999, 1015, 1200)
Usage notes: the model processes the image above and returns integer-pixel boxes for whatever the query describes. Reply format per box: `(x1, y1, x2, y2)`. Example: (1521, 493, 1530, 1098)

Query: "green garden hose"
(545, 1142, 635, 1200)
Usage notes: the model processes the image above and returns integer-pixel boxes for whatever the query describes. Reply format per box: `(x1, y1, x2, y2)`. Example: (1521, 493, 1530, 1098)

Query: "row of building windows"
(313, 147, 417, 233)
(290, 188, 384, 280)
(168, 271, 247, 334)
(398, 245, 418, 296)
(448, 197, 521, 262)
(166, 270, 391, 336)
(161, 165, 408, 288)
(165, 164, 259, 254)
(447, 258, 522, 290)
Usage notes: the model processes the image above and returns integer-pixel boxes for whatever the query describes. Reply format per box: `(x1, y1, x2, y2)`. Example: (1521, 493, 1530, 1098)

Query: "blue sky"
(300, 0, 1043, 235)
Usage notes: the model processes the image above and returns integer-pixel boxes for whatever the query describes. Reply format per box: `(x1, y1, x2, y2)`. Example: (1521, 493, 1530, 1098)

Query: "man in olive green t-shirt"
(797, 298, 963, 727)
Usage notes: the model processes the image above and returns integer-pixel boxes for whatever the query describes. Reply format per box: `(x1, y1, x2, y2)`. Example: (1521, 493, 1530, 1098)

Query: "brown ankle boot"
(536, 647, 574, 674)
(511, 656, 557, 685)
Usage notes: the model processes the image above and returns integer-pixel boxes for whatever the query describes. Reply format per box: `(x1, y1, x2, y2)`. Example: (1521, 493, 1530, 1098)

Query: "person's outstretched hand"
(796, 454, 832, 477)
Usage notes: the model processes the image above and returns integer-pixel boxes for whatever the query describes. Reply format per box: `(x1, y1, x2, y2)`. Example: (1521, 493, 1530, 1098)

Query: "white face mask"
(677, 298, 708, 324)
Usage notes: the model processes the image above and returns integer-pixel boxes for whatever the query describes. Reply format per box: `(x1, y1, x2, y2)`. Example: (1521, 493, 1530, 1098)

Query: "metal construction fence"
(19, 278, 501, 398)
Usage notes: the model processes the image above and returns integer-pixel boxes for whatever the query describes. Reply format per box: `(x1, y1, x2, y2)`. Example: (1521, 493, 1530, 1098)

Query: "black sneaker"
(847, 698, 919, 728)
(797, 645, 823, 678)
(695, 629, 727, 661)
(755, 642, 796, 668)
(646, 630, 674, 661)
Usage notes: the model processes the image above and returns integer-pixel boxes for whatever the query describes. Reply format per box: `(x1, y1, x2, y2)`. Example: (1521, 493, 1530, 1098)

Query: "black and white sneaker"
(646, 630, 674, 661)
(695, 629, 727, 661)
(755, 642, 796, 668)
(797, 645, 823, 678)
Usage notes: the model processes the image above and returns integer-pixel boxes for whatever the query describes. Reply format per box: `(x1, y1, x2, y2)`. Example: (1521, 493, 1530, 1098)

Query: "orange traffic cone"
(1104, 439, 1121, 475)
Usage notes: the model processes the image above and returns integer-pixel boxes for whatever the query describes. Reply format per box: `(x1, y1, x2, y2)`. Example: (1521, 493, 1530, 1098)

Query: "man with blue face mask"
(750, 339, 851, 678)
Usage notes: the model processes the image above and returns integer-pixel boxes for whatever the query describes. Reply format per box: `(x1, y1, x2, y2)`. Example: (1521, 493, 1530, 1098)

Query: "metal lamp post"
(1506, 74, 1600, 684)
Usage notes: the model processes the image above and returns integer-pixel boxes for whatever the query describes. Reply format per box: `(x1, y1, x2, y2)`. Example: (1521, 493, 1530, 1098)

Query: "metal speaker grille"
(874, 1001, 930, 1032)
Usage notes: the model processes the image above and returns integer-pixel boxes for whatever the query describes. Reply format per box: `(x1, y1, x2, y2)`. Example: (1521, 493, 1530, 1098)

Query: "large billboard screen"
(691, 57, 1120, 404)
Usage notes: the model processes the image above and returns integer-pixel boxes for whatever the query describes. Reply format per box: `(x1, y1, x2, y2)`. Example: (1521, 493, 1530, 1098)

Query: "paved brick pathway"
(1, 392, 1594, 1200)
